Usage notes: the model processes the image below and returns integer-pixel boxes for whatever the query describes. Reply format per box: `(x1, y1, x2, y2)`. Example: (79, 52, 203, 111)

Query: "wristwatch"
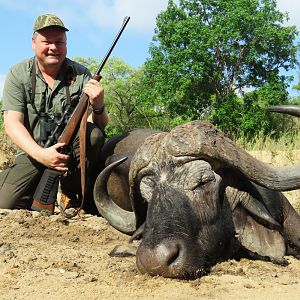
(92, 105, 105, 115)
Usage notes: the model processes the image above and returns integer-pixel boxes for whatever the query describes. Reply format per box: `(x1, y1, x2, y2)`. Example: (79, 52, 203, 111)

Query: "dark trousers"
(0, 123, 104, 210)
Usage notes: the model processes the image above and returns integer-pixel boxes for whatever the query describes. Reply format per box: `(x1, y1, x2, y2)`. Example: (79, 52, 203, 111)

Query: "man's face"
(32, 27, 67, 69)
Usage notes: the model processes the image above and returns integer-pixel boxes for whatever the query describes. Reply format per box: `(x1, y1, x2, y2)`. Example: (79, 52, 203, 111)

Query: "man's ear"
(32, 34, 36, 51)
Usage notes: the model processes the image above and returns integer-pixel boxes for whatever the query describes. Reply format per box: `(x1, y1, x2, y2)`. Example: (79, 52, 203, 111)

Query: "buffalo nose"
(136, 241, 182, 278)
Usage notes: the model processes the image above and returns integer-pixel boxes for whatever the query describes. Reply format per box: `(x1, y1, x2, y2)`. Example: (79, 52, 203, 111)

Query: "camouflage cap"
(33, 14, 69, 32)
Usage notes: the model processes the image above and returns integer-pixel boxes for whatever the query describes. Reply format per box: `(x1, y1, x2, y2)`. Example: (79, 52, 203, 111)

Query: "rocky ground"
(0, 150, 299, 300)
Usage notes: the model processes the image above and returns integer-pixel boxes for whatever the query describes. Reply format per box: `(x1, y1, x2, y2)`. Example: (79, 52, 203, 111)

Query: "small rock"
(50, 215, 69, 225)
(69, 236, 80, 242)
(83, 275, 98, 282)
(31, 211, 40, 218)
(65, 271, 79, 279)
(0, 243, 11, 254)
(109, 244, 137, 257)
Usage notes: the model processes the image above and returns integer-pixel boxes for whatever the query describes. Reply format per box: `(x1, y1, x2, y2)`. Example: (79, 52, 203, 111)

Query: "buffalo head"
(94, 105, 300, 279)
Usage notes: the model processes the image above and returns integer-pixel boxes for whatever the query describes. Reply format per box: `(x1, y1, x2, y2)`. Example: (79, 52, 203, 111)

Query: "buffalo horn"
(267, 105, 300, 117)
(167, 121, 300, 191)
(93, 157, 137, 234)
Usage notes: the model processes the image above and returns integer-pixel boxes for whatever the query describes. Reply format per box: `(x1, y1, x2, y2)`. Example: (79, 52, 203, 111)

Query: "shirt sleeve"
(2, 66, 27, 113)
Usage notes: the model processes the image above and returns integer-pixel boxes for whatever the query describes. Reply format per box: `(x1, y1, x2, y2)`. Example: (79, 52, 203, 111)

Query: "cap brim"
(34, 25, 69, 32)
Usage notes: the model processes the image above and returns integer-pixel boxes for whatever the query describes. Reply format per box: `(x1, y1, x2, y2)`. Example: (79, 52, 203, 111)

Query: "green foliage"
(293, 81, 300, 91)
(74, 55, 200, 134)
(72, 57, 100, 74)
(289, 96, 300, 105)
(101, 58, 145, 135)
(73, 56, 162, 137)
(73, 39, 298, 141)
(210, 82, 293, 139)
(209, 93, 242, 136)
(292, 70, 300, 91)
(143, 0, 299, 135)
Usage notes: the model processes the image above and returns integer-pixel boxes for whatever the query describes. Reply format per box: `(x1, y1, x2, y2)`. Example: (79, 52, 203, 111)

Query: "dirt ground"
(0, 150, 299, 300)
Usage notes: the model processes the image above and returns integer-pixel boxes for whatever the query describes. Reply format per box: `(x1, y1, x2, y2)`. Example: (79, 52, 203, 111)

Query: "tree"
(293, 73, 300, 92)
(73, 56, 154, 136)
(211, 80, 290, 139)
(101, 57, 151, 135)
(143, 0, 299, 121)
(73, 57, 100, 74)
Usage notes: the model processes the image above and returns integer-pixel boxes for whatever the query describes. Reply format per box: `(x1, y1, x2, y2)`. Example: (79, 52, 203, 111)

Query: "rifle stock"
(31, 169, 60, 213)
(58, 93, 90, 146)
(31, 17, 130, 213)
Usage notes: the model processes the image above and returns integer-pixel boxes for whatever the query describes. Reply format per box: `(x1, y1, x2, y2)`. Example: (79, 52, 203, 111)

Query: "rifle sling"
(63, 99, 88, 218)
(78, 100, 89, 211)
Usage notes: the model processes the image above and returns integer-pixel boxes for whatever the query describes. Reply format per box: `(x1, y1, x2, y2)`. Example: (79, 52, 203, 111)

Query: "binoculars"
(39, 112, 63, 145)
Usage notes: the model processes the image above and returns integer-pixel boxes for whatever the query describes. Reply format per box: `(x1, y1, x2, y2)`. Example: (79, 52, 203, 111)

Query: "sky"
(0, 0, 299, 98)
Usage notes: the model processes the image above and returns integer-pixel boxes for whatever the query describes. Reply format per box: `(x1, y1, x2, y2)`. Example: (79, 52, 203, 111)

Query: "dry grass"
(248, 150, 300, 212)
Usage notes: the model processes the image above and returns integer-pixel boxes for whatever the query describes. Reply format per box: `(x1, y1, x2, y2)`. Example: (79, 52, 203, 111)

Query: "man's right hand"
(4, 110, 69, 172)
(37, 142, 69, 171)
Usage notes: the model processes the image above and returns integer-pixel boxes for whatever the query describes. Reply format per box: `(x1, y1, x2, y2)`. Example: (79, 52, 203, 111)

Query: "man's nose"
(49, 43, 58, 50)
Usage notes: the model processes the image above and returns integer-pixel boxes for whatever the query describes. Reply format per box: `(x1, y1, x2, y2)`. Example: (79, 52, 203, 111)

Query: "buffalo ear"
(225, 187, 281, 230)
(225, 187, 287, 264)
(231, 206, 287, 264)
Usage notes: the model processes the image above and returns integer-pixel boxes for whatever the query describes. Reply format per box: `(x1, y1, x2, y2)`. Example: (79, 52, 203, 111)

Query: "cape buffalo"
(94, 105, 300, 279)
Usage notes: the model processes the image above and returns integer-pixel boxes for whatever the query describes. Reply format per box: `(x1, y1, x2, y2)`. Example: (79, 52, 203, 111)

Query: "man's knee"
(0, 155, 43, 209)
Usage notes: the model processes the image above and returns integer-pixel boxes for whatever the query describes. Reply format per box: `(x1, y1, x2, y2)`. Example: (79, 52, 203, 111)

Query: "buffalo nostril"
(152, 243, 181, 268)
(165, 245, 180, 266)
(136, 242, 183, 277)
(136, 240, 207, 278)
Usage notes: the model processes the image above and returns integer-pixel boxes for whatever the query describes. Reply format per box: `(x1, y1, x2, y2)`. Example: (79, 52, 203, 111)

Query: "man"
(0, 14, 109, 211)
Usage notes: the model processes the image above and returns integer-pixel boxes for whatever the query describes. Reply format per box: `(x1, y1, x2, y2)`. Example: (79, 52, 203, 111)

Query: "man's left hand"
(83, 79, 104, 110)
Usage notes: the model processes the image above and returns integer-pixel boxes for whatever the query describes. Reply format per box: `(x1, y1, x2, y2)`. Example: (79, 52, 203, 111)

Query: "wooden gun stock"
(58, 92, 90, 146)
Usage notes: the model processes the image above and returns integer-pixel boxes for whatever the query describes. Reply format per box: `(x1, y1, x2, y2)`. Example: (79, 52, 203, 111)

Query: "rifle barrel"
(94, 16, 130, 77)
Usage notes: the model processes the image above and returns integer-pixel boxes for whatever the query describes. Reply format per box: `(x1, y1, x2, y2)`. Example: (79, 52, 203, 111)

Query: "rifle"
(31, 16, 131, 214)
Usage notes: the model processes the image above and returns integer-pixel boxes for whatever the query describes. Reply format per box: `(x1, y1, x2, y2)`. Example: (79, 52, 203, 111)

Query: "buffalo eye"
(190, 173, 215, 191)
(181, 160, 216, 191)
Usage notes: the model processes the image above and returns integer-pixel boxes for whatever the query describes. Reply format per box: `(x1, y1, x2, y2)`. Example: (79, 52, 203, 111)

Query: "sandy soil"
(0, 150, 299, 300)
